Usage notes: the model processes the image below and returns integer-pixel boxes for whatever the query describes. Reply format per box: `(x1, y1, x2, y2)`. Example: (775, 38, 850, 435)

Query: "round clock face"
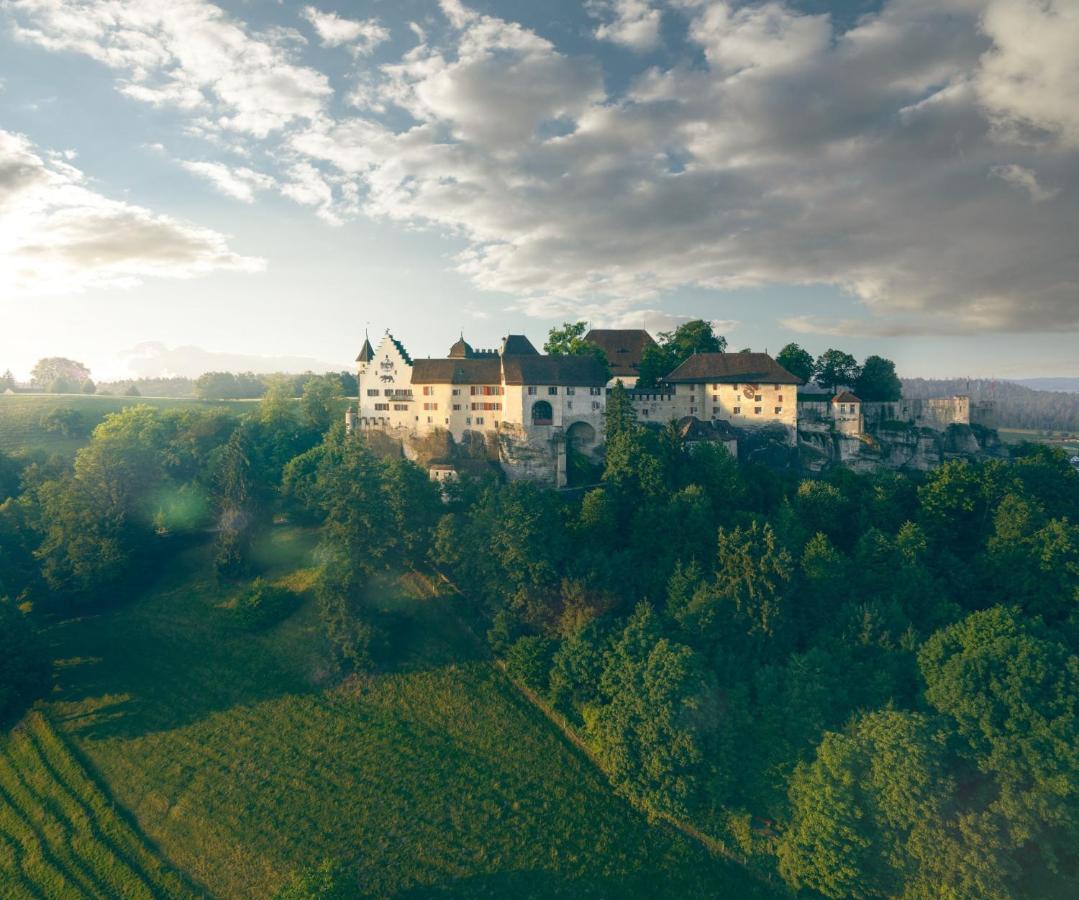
(743, 383, 758, 400)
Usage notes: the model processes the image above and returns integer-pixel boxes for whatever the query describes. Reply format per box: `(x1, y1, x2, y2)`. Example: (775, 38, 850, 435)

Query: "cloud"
(590, 1, 663, 51)
(121, 341, 346, 378)
(990, 163, 1058, 203)
(301, 6, 388, 55)
(179, 160, 276, 202)
(0, 129, 262, 296)
(975, 0, 1079, 146)
(7, 0, 331, 137)
(10, 0, 1077, 336)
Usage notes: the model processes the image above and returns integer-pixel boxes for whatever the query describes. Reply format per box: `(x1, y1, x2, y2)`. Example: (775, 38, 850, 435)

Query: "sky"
(0, 0, 1076, 381)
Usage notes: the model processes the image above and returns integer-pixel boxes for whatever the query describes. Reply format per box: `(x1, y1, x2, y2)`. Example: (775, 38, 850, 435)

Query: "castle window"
(453, 404, 461, 411)
(734, 406, 741, 414)
(423, 386, 433, 396)
(423, 402, 438, 411)
(367, 389, 379, 397)
(394, 404, 408, 411)
(642, 409, 649, 417)
(548, 386, 558, 395)
(712, 394, 718, 402)
(690, 406, 697, 414)
(755, 394, 762, 402)
(427, 417, 432, 424)
(384, 389, 393, 396)
(566, 387, 575, 396)
(778, 395, 783, 402)
(466, 417, 472, 424)
(374, 403, 389, 411)
(531, 400, 553, 425)
(775, 407, 782, 414)
(452, 388, 460, 396)
(476, 417, 484, 425)
(590, 387, 601, 395)
(528, 386, 537, 395)
(754, 406, 762, 414)
(592, 401, 600, 411)
(567, 401, 573, 410)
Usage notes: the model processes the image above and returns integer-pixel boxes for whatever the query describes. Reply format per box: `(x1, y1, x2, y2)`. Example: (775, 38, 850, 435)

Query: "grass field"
(39, 527, 774, 898)
(0, 711, 190, 898)
(0, 394, 246, 457)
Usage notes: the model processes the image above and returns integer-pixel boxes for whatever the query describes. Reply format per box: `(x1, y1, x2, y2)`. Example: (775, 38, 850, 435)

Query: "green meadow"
(0, 711, 189, 898)
(35, 527, 774, 898)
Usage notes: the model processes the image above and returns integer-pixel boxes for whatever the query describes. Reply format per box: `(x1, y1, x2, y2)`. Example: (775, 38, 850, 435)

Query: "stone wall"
(862, 396, 970, 429)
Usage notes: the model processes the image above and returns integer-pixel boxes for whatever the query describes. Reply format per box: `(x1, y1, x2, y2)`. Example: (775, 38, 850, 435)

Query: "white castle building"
(346, 327, 984, 484)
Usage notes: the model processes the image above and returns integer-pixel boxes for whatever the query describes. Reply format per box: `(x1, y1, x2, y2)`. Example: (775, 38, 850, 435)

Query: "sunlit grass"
(42, 527, 775, 898)
(0, 712, 189, 898)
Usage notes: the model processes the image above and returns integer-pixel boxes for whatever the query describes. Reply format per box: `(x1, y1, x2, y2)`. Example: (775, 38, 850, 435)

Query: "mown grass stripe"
(16, 723, 158, 899)
(24, 715, 173, 895)
(0, 742, 104, 897)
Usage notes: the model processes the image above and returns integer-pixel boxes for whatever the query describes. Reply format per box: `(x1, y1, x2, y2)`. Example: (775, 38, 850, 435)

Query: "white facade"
(357, 333, 414, 429)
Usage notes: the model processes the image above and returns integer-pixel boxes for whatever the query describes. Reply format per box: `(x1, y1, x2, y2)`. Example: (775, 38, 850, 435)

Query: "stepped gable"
(663, 352, 801, 385)
(388, 333, 413, 365)
(502, 355, 609, 387)
(584, 329, 656, 378)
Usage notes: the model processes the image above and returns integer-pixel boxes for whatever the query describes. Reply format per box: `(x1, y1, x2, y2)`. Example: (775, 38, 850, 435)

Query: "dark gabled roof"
(448, 336, 474, 359)
(388, 334, 413, 365)
(663, 352, 802, 385)
(584, 329, 656, 377)
(411, 358, 503, 385)
(677, 416, 738, 442)
(502, 355, 609, 387)
(833, 391, 861, 404)
(501, 334, 539, 356)
(355, 337, 374, 363)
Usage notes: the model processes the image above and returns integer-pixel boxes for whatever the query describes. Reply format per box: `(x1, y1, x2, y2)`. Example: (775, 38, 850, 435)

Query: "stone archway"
(566, 420, 596, 453)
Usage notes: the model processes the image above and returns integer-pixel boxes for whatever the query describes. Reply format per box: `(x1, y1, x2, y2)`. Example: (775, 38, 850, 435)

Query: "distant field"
(0, 711, 189, 898)
(43, 527, 771, 898)
(0, 395, 247, 457)
(998, 427, 1079, 454)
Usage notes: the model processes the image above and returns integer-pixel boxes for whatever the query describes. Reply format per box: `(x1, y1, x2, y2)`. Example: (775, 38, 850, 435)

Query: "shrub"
(225, 578, 299, 631)
(41, 407, 87, 438)
(504, 635, 556, 695)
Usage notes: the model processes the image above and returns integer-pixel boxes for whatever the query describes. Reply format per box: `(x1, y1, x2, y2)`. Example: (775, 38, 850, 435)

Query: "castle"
(346, 328, 994, 485)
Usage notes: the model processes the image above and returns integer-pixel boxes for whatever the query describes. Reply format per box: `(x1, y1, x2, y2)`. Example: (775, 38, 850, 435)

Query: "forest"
(1, 372, 1077, 898)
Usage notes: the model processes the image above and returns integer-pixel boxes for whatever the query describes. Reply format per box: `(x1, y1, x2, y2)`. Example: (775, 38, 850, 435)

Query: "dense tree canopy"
(854, 355, 903, 401)
(775, 343, 814, 385)
(637, 320, 727, 388)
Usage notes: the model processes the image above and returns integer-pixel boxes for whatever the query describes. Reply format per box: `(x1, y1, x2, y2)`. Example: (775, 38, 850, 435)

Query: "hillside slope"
(45, 528, 774, 898)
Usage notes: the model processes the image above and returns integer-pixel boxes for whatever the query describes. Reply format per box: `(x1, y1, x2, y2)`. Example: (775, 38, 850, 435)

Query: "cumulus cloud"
(302, 6, 388, 55)
(0, 129, 262, 296)
(6, 0, 331, 137)
(8, 0, 1078, 335)
(179, 160, 276, 202)
(590, 1, 663, 51)
(975, 0, 1079, 146)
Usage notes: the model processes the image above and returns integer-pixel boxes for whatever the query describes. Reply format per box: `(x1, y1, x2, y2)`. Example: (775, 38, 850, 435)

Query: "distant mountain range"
(1011, 377, 1079, 393)
(902, 378, 1079, 432)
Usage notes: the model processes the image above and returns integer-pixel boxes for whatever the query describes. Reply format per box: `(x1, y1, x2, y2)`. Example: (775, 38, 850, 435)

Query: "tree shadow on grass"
(43, 543, 326, 743)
